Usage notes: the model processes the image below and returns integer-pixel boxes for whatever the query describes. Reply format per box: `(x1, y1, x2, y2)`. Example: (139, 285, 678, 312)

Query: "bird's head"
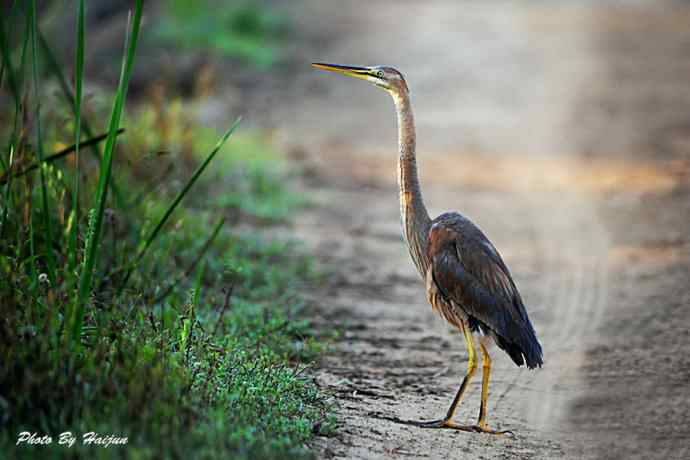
(311, 63, 409, 95)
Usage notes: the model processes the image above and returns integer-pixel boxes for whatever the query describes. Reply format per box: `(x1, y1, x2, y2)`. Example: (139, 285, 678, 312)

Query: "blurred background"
(2, 0, 689, 459)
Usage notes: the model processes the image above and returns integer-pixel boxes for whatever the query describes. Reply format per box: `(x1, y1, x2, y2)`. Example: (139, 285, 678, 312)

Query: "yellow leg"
(412, 327, 512, 435)
(444, 324, 477, 420)
(412, 324, 476, 428)
(477, 342, 491, 428)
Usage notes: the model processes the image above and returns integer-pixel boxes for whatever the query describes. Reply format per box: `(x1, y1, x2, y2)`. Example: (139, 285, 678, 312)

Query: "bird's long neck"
(392, 89, 432, 277)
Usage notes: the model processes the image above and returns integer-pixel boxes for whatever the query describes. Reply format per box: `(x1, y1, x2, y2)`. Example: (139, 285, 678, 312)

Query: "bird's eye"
(377, 70, 384, 78)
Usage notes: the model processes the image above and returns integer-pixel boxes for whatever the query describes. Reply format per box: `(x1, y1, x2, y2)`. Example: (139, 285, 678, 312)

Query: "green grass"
(74, 0, 144, 341)
(117, 117, 243, 293)
(0, 2, 332, 458)
(0, 223, 331, 459)
(67, 0, 84, 275)
(29, 0, 57, 285)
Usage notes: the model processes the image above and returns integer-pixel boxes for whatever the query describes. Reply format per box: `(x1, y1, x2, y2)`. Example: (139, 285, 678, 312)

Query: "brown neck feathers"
(392, 89, 431, 277)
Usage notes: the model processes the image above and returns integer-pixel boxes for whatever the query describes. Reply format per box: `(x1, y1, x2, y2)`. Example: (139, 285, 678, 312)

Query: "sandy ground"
(218, 1, 690, 458)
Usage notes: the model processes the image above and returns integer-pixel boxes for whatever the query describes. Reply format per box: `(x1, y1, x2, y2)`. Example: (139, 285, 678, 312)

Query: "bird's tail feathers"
(496, 319, 543, 369)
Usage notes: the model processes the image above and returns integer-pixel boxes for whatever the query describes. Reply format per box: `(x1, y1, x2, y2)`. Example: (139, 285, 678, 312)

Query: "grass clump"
(1, 231, 330, 459)
(0, 2, 331, 459)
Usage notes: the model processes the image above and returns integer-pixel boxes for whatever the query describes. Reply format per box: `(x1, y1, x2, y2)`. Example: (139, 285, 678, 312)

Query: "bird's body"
(312, 62, 543, 434)
(426, 213, 543, 369)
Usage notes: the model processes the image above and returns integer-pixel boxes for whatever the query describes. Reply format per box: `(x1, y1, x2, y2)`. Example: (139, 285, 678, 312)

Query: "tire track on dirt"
(519, 191, 611, 435)
(563, 7, 690, 458)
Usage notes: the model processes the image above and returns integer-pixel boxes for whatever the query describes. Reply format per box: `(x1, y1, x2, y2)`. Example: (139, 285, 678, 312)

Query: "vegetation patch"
(0, 2, 331, 458)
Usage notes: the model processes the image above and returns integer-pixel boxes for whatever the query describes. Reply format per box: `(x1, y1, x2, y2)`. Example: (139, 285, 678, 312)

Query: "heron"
(312, 63, 543, 435)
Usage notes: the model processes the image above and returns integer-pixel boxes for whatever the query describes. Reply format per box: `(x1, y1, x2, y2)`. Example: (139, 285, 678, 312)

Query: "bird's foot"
(375, 415, 514, 436)
(407, 418, 453, 429)
(454, 424, 514, 436)
(412, 419, 513, 436)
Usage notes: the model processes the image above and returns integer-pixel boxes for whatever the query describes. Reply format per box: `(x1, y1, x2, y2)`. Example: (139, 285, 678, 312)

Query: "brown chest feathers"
(425, 265, 467, 331)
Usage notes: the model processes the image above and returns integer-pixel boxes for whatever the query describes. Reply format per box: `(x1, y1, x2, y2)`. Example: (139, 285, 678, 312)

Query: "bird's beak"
(311, 62, 374, 82)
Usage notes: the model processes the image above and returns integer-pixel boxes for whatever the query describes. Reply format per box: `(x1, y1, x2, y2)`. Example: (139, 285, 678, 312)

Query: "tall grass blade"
(38, 30, 126, 207)
(0, 145, 15, 236)
(0, 6, 23, 236)
(118, 117, 242, 292)
(0, 15, 19, 106)
(3, 12, 33, 242)
(74, 0, 144, 345)
(8, 5, 31, 145)
(68, 0, 85, 273)
(184, 261, 205, 361)
(29, 214, 38, 306)
(29, 0, 56, 284)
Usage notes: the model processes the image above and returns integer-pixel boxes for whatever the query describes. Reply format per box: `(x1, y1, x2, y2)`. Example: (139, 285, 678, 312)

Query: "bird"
(312, 62, 543, 435)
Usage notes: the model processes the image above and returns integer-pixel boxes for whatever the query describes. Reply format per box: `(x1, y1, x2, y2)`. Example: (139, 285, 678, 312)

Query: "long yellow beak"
(311, 62, 373, 81)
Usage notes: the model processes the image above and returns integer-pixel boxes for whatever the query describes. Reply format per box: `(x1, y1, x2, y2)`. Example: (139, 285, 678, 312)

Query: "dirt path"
(232, 1, 690, 458)
(293, 182, 600, 459)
